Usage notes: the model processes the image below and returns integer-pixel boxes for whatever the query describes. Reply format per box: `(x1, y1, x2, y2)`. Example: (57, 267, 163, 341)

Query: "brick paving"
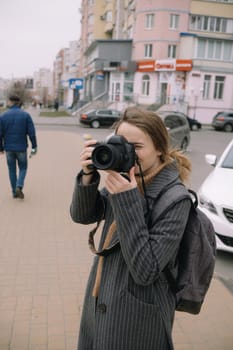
(0, 110, 232, 349)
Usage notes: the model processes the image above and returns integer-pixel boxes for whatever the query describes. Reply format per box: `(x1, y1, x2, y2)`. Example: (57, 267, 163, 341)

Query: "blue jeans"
(6, 151, 28, 195)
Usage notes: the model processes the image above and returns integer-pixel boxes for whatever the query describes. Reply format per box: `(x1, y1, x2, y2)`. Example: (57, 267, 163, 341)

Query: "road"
(36, 123, 233, 288)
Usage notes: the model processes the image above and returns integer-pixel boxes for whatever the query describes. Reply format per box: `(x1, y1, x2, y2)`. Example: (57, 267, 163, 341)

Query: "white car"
(198, 139, 233, 253)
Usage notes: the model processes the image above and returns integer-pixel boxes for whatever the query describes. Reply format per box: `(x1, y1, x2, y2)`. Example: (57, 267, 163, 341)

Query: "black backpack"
(155, 185, 216, 315)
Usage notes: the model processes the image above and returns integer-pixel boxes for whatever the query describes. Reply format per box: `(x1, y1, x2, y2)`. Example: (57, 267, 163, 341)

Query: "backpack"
(155, 185, 216, 315)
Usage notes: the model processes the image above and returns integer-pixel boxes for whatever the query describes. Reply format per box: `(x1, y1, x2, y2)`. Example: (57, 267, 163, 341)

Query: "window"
(88, 14, 94, 25)
(216, 17, 221, 32)
(106, 11, 112, 21)
(164, 115, 185, 129)
(145, 14, 154, 29)
(196, 38, 233, 62)
(215, 40, 222, 59)
(197, 16, 203, 30)
(214, 76, 225, 99)
(197, 39, 206, 58)
(124, 73, 134, 101)
(203, 16, 209, 30)
(98, 110, 111, 115)
(127, 26, 133, 38)
(222, 143, 233, 169)
(170, 14, 179, 29)
(207, 40, 214, 59)
(168, 45, 176, 58)
(144, 44, 153, 58)
(206, 0, 233, 3)
(203, 75, 211, 99)
(223, 41, 232, 61)
(87, 33, 93, 45)
(189, 15, 232, 33)
(142, 75, 150, 96)
(209, 17, 215, 31)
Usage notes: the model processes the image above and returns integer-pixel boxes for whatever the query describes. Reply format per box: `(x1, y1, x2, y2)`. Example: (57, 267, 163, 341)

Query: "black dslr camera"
(91, 135, 136, 172)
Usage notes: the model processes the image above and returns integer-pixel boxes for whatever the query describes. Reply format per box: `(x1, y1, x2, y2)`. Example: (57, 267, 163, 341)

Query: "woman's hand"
(80, 139, 97, 174)
(105, 167, 137, 194)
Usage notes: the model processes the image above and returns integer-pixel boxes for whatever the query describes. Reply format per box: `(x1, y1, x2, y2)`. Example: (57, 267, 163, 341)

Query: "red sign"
(176, 59, 192, 71)
(137, 60, 155, 72)
(137, 59, 192, 72)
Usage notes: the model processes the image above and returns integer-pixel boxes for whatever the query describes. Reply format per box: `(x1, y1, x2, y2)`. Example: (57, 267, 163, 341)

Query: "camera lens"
(91, 135, 136, 172)
(95, 147, 112, 166)
(92, 145, 116, 170)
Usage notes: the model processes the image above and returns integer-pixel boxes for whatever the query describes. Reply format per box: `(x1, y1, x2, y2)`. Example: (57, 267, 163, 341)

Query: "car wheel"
(91, 120, 100, 128)
(223, 123, 233, 132)
(192, 124, 198, 131)
(181, 137, 188, 151)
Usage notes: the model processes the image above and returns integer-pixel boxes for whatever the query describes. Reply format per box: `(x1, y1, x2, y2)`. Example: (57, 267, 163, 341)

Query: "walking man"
(0, 95, 37, 199)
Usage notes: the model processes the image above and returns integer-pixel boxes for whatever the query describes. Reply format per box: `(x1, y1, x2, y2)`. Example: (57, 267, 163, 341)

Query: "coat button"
(97, 303, 107, 313)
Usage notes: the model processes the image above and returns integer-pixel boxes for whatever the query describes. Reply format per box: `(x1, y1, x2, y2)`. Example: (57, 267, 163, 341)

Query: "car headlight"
(199, 194, 217, 214)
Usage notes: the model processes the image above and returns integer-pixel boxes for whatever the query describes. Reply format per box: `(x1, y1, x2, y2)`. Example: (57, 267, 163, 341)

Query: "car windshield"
(221, 144, 233, 169)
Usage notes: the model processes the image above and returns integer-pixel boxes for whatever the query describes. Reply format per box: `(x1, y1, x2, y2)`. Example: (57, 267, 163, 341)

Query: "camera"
(91, 135, 136, 172)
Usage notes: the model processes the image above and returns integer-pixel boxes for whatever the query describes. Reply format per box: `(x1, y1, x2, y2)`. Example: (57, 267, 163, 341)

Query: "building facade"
(53, 40, 82, 108)
(183, 0, 233, 121)
(33, 68, 54, 106)
(78, 0, 233, 122)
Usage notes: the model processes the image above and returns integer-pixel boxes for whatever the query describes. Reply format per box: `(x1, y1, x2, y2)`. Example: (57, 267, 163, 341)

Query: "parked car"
(186, 116, 202, 131)
(198, 139, 233, 253)
(157, 110, 201, 131)
(79, 109, 121, 128)
(212, 111, 233, 132)
(156, 111, 191, 151)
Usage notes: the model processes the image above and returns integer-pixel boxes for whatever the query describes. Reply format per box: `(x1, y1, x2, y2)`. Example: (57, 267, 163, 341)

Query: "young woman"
(70, 107, 192, 350)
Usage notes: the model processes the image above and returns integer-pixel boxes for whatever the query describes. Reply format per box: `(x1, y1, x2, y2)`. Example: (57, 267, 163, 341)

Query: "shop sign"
(155, 59, 176, 71)
(154, 59, 192, 72)
(137, 60, 155, 72)
(137, 59, 192, 72)
(95, 71, 104, 80)
(176, 59, 192, 71)
(96, 75, 104, 80)
(69, 78, 83, 90)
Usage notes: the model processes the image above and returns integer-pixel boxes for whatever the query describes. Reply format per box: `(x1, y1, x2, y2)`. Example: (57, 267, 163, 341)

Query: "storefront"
(135, 59, 192, 107)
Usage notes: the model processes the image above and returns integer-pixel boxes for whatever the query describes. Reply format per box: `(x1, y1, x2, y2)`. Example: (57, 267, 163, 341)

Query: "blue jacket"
(0, 106, 37, 152)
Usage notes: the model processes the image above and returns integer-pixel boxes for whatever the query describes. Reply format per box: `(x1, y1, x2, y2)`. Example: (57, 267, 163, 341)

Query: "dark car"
(79, 108, 121, 128)
(156, 111, 190, 151)
(186, 116, 202, 131)
(212, 111, 233, 132)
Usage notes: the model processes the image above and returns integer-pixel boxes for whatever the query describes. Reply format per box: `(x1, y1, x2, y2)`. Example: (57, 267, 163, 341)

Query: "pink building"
(131, 0, 233, 122)
(132, 0, 191, 110)
(78, 0, 233, 123)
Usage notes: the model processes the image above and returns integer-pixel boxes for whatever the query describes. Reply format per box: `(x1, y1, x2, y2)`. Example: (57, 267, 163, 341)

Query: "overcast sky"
(0, 0, 81, 80)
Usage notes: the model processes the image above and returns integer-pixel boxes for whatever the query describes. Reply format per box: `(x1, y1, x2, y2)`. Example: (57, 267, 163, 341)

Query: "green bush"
(39, 111, 70, 117)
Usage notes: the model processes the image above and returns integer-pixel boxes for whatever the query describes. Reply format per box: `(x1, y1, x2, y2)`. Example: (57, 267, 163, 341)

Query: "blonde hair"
(115, 107, 191, 184)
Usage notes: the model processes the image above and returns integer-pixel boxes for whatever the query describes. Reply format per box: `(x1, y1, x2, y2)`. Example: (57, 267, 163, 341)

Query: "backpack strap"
(151, 184, 195, 292)
(153, 183, 193, 221)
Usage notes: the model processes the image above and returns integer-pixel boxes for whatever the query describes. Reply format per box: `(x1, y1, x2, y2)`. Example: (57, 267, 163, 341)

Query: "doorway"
(160, 83, 167, 104)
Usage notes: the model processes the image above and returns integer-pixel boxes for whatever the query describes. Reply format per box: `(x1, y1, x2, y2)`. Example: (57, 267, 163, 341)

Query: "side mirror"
(205, 154, 217, 167)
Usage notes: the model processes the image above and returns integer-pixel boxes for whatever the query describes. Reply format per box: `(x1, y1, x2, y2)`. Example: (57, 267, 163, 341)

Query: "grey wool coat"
(70, 164, 191, 350)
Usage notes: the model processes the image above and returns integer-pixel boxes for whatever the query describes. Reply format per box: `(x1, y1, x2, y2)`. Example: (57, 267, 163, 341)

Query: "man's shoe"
(16, 187, 24, 199)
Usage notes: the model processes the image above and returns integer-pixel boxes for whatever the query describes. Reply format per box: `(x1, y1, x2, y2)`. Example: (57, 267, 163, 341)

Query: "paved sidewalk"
(0, 123, 232, 349)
